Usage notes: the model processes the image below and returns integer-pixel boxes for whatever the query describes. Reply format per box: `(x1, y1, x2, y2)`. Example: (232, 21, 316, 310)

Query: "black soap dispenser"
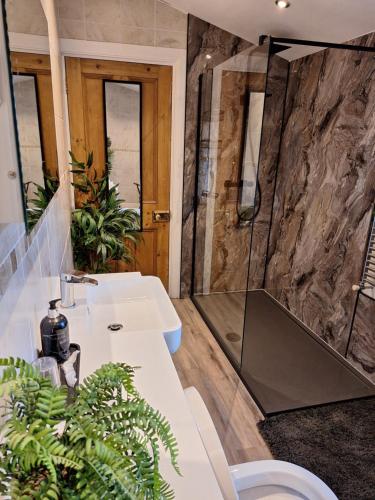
(40, 299, 70, 363)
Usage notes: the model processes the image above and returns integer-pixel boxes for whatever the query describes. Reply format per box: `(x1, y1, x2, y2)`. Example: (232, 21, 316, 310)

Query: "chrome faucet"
(60, 273, 99, 308)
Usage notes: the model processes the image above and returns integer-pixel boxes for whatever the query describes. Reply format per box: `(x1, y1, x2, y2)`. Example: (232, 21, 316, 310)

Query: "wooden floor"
(172, 298, 272, 465)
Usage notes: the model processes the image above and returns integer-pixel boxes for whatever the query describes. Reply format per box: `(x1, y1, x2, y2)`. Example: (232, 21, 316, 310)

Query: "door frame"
(9, 33, 186, 298)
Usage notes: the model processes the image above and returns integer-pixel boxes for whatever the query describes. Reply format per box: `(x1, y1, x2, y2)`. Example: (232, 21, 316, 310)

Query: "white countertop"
(67, 307, 223, 500)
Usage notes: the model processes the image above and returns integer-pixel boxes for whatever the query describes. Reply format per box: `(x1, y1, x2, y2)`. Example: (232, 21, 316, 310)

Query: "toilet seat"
(229, 460, 337, 500)
(184, 387, 338, 500)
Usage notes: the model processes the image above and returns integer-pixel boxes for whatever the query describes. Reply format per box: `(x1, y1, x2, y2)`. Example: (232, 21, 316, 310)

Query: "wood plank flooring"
(172, 298, 272, 465)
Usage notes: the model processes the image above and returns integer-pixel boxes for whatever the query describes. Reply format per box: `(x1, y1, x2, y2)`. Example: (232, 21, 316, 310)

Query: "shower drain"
(225, 332, 241, 342)
(107, 323, 124, 331)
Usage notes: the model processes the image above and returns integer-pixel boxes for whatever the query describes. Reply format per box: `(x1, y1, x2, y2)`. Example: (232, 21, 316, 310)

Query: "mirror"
(0, 6, 25, 259)
(4, 1, 59, 232)
(237, 90, 264, 223)
(104, 81, 142, 223)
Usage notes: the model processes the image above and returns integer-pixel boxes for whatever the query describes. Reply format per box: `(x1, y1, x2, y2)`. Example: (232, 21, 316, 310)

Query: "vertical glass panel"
(12, 75, 44, 201)
(104, 81, 142, 221)
(192, 44, 269, 367)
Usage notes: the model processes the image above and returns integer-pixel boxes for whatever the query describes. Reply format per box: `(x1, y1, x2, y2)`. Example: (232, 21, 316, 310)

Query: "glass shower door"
(192, 44, 269, 367)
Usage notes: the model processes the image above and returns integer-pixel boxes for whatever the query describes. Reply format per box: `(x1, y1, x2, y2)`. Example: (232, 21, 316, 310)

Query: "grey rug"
(258, 397, 375, 500)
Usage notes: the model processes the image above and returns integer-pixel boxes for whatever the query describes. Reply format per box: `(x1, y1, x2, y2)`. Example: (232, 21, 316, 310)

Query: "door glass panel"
(104, 81, 142, 221)
(12, 74, 44, 201)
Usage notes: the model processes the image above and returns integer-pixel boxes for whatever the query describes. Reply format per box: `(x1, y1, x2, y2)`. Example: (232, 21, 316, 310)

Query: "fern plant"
(0, 357, 180, 499)
(70, 151, 141, 273)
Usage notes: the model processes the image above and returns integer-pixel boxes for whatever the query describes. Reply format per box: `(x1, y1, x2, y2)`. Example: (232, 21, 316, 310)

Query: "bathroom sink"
(82, 272, 181, 354)
(64, 273, 222, 499)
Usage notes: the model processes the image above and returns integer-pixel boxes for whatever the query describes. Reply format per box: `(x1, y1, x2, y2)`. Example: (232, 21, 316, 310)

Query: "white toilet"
(184, 387, 338, 500)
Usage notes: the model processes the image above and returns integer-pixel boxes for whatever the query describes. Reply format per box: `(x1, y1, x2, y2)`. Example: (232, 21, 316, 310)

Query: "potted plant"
(70, 151, 141, 273)
(24, 175, 59, 230)
(0, 357, 180, 499)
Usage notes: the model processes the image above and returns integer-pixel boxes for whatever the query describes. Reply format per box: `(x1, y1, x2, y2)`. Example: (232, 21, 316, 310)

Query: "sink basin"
(84, 272, 181, 353)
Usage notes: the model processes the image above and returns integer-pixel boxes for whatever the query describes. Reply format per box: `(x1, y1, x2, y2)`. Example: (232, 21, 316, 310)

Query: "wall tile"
(58, 18, 86, 40)
(122, 27, 154, 46)
(85, 0, 124, 26)
(86, 22, 154, 46)
(155, 29, 186, 48)
(0, 180, 73, 362)
(7, 0, 188, 49)
(5, 0, 48, 36)
(0, 222, 24, 265)
(120, 0, 155, 29)
(156, 1, 187, 32)
(57, 0, 85, 21)
(0, 256, 13, 298)
(86, 21, 124, 44)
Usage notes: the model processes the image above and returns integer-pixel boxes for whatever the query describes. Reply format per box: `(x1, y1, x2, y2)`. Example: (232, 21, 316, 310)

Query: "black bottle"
(40, 299, 70, 363)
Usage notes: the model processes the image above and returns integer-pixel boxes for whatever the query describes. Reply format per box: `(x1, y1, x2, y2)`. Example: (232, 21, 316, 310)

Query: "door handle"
(153, 210, 170, 223)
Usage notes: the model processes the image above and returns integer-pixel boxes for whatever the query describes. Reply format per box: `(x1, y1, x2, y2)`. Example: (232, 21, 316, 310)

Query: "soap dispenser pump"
(40, 299, 70, 363)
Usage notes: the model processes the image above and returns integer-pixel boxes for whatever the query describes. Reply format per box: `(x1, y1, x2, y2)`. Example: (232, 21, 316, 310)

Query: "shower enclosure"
(191, 36, 375, 415)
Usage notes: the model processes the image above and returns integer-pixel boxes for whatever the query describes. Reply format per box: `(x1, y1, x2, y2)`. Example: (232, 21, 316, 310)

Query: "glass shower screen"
(192, 44, 269, 367)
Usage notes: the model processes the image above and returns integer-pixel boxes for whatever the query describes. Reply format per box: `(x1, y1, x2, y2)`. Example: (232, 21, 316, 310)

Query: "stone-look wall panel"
(209, 71, 265, 292)
(247, 54, 289, 290)
(347, 293, 375, 382)
(181, 14, 250, 296)
(265, 33, 375, 355)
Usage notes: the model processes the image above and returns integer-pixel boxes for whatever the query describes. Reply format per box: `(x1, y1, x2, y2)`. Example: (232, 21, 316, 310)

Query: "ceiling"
(167, 0, 375, 60)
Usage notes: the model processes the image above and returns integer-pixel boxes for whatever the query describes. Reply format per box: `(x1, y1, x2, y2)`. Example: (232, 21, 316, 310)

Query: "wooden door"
(65, 57, 172, 290)
(10, 52, 58, 178)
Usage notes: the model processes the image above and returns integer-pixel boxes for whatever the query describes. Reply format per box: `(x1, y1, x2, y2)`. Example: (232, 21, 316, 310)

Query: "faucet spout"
(60, 273, 99, 308)
(80, 276, 99, 285)
(69, 275, 99, 286)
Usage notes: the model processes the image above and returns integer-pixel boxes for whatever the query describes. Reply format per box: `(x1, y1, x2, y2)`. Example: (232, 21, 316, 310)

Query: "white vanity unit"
(64, 272, 223, 500)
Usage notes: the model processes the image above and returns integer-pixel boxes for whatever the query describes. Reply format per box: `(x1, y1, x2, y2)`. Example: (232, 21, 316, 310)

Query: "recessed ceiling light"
(275, 0, 290, 8)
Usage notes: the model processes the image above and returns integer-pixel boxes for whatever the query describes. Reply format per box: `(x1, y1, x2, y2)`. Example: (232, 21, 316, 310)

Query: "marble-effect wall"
(265, 33, 375, 357)
(247, 53, 289, 290)
(181, 14, 250, 296)
(209, 70, 265, 292)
